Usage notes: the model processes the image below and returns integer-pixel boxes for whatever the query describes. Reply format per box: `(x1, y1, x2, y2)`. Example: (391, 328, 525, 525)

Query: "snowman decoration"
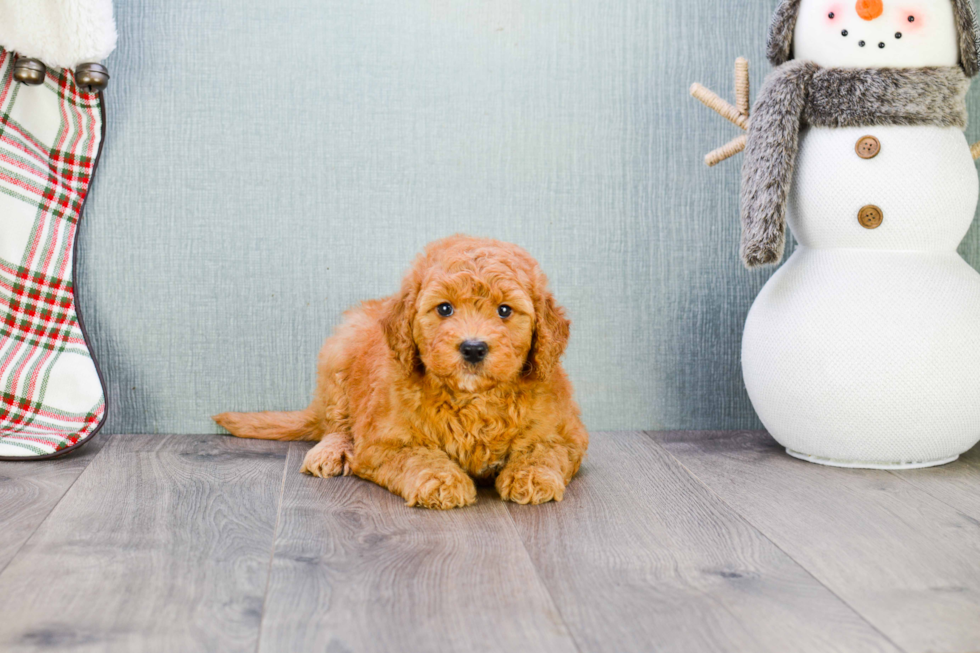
(693, 0, 980, 468)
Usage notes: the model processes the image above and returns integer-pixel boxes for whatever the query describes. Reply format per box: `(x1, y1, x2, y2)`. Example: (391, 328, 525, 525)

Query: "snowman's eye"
(895, 32, 902, 39)
(903, 12, 922, 31)
(842, 29, 848, 36)
(828, 11, 835, 18)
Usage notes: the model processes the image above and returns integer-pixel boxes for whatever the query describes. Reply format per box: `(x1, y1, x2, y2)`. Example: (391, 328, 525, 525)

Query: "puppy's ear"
(524, 274, 570, 381)
(381, 270, 423, 376)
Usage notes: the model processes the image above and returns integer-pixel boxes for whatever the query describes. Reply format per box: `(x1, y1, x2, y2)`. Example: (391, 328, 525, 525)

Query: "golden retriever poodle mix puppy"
(214, 235, 588, 509)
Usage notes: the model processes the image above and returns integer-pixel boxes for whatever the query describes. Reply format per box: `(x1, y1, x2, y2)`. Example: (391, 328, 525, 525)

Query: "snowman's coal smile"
(841, 29, 902, 48)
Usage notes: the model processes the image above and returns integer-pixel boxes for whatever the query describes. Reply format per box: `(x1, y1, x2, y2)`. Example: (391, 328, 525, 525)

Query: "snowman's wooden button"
(858, 205, 883, 229)
(855, 135, 880, 159)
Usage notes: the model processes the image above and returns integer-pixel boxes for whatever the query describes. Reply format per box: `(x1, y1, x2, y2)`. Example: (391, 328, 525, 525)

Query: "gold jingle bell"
(13, 58, 46, 85)
(75, 62, 109, 93)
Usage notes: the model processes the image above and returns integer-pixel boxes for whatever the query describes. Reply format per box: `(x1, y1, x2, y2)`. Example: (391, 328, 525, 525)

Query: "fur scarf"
(740, 62, 970, 267)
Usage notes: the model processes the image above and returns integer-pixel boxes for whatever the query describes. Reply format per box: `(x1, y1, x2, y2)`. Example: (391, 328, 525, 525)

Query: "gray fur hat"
(766, 0, 980, 76)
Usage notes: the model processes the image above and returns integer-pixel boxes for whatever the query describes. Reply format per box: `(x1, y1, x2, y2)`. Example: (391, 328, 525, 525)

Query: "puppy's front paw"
(496, 463, 566, 505)
(405, 466, 477, 509)
(301, 436, 353, 478)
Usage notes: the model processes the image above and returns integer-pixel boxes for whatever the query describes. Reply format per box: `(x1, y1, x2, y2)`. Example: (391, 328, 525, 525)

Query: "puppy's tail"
(213, 407, 320, 441)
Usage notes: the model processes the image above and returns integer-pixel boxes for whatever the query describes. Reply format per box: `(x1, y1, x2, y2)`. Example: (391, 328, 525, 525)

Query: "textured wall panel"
(75, 0, 980, 433)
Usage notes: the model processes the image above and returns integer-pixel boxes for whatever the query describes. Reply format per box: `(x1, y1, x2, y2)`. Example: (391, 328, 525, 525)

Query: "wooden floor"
(1, 432, 978, 653)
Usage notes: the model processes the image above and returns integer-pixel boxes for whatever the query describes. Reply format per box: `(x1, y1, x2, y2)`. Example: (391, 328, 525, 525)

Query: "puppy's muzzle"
(459, 340, 489, 364)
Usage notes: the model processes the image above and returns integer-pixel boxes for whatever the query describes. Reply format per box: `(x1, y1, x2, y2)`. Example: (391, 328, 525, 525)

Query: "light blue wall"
(79, 0, 980, 433)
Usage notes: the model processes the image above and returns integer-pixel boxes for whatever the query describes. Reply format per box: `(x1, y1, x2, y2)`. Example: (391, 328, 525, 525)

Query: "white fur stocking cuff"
(0, 0, 116, 70)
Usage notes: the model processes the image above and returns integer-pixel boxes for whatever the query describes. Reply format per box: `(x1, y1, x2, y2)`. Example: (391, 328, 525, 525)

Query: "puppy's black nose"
(459, 340, 489, 364)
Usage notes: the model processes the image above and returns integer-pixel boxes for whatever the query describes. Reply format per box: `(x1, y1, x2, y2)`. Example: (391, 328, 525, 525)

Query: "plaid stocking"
(0, 48, 106, 459)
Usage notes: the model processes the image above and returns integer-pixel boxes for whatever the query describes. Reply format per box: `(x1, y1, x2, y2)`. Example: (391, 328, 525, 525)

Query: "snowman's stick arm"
(971, 141, 980, 161)
(690, 58, 752, 166)
(690, 83, 750, 130)
(735, 57, 750, 116)
(705, 135, 747, 167)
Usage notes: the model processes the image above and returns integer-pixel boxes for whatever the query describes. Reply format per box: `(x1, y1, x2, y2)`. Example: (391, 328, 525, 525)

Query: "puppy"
(214, 235, 588, 509)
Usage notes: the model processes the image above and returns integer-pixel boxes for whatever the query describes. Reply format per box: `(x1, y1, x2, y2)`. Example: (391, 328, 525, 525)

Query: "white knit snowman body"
(741, 0, 980, 467)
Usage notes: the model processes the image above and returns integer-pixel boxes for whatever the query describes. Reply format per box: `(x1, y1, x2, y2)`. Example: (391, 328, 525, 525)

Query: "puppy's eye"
(497, 305, 513, 319)
(436, 302, 454, 317)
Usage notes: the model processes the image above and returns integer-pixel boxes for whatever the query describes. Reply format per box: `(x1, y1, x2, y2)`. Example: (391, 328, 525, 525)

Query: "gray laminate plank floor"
(257, 444, 576, 653)
(887, 442, 980, 521)
(0, 434, 109, 574)
(657, 430, 980, 653)
(0, 431, 977, 653)
(507, 432, 900, 653)
(0, 433, 288, 653)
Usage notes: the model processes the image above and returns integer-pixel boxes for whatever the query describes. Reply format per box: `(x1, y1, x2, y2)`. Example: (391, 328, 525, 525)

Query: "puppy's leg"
(300, 431, 354, 477)
(496, 441, 583, 505)
(356, 445, 476, 510)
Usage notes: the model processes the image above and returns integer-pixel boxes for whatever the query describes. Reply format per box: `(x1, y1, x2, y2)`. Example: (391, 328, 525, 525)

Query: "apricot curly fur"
(214, 235, 588, 509)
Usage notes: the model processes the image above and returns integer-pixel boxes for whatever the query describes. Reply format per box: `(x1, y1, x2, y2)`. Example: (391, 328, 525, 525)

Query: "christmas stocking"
(0, 1, 115, 459)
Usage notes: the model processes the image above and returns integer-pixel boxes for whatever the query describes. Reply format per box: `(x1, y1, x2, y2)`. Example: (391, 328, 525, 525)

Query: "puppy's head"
(381, 235, 570, 392)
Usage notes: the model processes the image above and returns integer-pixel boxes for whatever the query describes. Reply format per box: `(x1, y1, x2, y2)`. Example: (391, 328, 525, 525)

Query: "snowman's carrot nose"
(855, 0, 883, 20)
